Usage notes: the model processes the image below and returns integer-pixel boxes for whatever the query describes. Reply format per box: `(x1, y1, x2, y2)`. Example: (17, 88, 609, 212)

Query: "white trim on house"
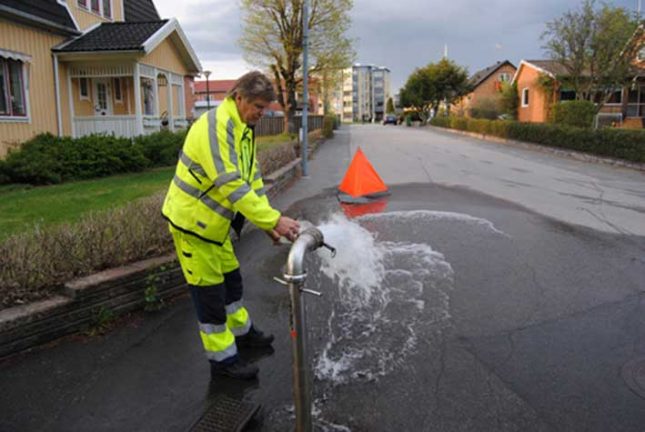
(142, 18, 202, 73)
(0, 49, 32, 63)
(511, 60, 556, 85)
(53, 53, 63, 136)
(0, 57, 31, 123)
(57, 0, 80, 32)
(0, 4, 80, 36)
(133, 62, 143, 135)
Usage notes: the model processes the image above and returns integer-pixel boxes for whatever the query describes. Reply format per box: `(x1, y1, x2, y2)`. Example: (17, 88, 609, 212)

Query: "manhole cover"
(190, 394, 260, 432)
(622, 357, 645, 399)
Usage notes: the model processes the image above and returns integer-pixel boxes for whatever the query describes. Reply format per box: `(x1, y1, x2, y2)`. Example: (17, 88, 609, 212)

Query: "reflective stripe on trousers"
(199, 322, 238, 362)
(226, 301, 252, 336)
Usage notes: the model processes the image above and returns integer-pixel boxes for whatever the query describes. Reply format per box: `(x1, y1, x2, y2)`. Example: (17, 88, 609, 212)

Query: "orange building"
(0, 0, 201, 157)
(513, 57, 643, 126)
(192, 78, 323, 118)
(456, 60, 516, 117)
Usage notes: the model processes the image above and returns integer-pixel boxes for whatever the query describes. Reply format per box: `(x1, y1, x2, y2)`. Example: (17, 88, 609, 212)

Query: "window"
(607, 89, 622, 105)
(79, 77, 89, 99)
(522, 88, 529, 107)
(77, 0, 88, 9)
(91, 0, 100, 13)
(113, 77, 122, 102)
(0, 58, 27, 118)
(639, 47, 645, 61)
(499, 73, 511, 82)
(103, 0, 111, 18)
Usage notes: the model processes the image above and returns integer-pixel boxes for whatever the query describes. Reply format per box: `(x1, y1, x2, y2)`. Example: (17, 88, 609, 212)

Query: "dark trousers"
(189, 269, 244, 325)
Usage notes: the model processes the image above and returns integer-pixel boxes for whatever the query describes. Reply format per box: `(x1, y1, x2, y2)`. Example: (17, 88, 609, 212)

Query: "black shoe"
(211, 358, 259, 380)
(236, 325, 274, 348)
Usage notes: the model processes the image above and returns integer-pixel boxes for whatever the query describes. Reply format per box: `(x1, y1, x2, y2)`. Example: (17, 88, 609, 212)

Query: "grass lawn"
(0, 134, 294, 240)
(0, 167, 174, 240)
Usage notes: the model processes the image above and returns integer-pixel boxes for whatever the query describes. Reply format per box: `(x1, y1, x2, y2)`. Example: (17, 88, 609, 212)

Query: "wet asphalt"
(1, 125, 644, 432)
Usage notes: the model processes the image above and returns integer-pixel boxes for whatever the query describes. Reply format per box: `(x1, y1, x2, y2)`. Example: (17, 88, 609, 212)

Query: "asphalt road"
(1, 124, 644, 432)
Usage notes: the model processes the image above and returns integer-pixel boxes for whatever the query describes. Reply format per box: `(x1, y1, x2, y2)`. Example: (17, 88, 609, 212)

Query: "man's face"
(236, 95, 269, 125)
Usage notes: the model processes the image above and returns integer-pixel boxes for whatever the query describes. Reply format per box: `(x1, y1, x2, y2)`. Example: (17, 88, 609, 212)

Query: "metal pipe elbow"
(285, 228, 325, 280)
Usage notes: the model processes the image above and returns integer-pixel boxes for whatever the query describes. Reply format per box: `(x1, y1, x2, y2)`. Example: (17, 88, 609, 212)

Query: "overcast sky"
(154, 0, 640, 92)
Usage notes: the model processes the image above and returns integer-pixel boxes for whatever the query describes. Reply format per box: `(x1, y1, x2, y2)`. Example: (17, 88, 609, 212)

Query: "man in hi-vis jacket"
(162, 71, 300, 379)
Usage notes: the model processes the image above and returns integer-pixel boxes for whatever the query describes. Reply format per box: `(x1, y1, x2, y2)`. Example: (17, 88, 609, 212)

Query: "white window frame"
(521, 88, 529, 107)
(80, 0, 113, 20)
(113, 77, 122, 103)
(0, 57, 30, 123)
(79, 77, 90, 100)
(499, 73, 511, 82)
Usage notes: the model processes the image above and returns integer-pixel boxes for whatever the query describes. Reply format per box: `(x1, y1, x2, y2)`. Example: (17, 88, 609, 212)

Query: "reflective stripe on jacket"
(162, 97, 280, 244)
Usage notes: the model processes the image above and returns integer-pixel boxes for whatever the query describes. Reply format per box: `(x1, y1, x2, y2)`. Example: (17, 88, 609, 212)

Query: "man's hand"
(264, 229, 281, 244)
(274, 216, 300, 242)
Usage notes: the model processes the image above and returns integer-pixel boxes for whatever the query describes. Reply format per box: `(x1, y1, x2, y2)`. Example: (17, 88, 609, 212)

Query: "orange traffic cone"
(338, 148, 389, 208)
(338, 147, 389, 203)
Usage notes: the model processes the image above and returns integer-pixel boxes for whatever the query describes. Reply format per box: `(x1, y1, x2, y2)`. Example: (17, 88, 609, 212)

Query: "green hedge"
(1, 130, 187, 185)
(430, 117, 645, 163)
(550, 100, 596, 128)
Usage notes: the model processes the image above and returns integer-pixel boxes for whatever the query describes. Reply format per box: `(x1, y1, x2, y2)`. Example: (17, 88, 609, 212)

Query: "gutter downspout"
(53, 53, 63, 137)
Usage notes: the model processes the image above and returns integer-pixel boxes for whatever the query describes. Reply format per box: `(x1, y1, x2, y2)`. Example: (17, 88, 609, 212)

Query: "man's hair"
(229, 71, 276, 102)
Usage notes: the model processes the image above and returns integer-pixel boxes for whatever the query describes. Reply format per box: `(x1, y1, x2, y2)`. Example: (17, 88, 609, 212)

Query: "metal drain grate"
(622, 357, 645, 399)
(190, 395, 260, 432)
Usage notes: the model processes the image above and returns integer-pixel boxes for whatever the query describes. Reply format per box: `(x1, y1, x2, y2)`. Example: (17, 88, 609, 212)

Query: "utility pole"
(301, 0, 310, 177)
(204, 70, 211, 110)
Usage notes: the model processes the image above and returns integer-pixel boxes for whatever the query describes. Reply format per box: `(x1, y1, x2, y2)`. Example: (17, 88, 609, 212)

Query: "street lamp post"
(204, 70, 211, 110)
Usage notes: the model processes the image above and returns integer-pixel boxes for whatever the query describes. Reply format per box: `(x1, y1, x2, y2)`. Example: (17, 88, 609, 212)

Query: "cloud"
(155, 0, 639, 87)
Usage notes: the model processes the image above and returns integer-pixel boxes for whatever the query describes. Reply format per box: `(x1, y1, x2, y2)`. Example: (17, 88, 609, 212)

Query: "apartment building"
(335, 64, 392, 123)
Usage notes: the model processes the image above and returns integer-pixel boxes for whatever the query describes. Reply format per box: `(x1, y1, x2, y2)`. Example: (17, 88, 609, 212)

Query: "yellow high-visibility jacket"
(162, 97, 280, 245)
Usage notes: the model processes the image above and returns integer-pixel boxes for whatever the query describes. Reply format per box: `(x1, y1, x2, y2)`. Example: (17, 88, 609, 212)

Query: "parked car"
(383, 114, 397, 125)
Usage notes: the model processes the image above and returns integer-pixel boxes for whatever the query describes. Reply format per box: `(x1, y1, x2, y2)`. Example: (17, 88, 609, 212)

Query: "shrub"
(469, 98, 502, 120)
(500, 82, 519, 119)
(133, 129, 187, 167)
(322, 114, 335, 138)
(2, 130, 189, 186)
(429, 117, 645, 163)
(0, 159, 10, 185)
(0, 192, 172, 309)
(550, 100, 596, 128)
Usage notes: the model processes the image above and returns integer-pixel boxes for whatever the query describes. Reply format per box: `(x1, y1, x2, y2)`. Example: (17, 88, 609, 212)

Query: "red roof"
(194, 80, 236, 94)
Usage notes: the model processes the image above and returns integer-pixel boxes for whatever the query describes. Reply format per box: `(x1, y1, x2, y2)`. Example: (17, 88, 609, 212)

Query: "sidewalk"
(0, 127, 351, 432)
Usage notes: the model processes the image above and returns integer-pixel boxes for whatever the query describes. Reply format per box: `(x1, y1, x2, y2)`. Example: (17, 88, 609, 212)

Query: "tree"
(386, 97, 395, 114)
(500, 81, 519, 119)
(400, 59, 471, 120)
(542, 0, 641, 114)
(239, 0, 355, 132)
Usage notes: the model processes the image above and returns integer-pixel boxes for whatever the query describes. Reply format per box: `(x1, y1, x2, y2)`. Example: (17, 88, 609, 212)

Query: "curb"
(0, 140, 320, 358)
(427, 125, 645, 173)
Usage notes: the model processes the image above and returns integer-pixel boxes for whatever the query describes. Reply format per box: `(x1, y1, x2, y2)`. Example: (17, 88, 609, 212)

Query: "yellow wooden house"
(0, 0, 201, 157)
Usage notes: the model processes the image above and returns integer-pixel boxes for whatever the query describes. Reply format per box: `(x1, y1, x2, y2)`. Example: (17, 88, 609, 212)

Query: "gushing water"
(312, 212, 456, 384)
(268, 210, 506, 430)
